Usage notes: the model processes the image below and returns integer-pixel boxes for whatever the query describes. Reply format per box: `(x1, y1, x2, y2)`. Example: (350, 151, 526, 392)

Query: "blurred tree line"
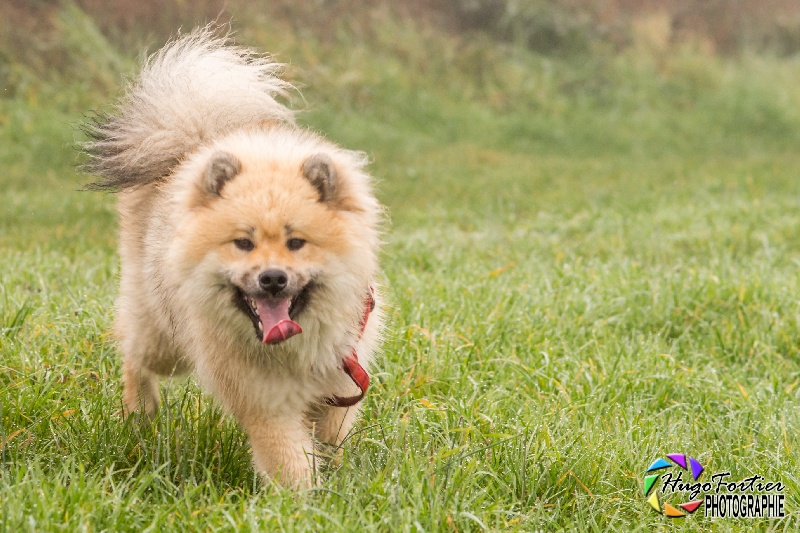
(3, 0, 800, 121)
(454, 0, 800, 56)
(4, 0, 800, 63)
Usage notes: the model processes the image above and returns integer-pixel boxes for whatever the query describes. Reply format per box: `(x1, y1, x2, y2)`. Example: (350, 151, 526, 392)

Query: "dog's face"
(167, 132, 379, 346)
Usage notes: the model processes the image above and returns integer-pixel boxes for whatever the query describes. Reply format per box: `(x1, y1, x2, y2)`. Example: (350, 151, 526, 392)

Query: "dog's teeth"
(257, 321, 263, 332)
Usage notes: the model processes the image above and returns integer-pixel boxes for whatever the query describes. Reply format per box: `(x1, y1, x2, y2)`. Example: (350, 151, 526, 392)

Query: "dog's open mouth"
(234, 285, 312, 344)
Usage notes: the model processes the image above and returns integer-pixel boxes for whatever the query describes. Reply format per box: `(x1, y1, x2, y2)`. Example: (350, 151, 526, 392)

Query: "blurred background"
(3, 0, 800, 232)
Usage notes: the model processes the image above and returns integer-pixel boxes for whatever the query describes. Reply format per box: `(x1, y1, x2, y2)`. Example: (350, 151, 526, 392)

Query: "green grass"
(1, 6, 799, 531)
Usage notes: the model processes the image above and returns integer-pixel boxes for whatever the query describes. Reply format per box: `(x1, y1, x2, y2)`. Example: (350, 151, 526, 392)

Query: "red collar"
(325, 287, 375, 408)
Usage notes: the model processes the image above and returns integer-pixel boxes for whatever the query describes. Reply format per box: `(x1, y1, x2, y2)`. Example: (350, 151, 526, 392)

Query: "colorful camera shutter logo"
(644, 454, 704, 517)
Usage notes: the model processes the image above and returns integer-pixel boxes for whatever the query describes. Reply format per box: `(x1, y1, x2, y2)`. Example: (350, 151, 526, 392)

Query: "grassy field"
(1, 5, 800, 531)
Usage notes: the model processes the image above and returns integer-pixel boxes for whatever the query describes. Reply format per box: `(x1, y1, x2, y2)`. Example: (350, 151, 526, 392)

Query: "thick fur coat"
(82, 29, 383, 488)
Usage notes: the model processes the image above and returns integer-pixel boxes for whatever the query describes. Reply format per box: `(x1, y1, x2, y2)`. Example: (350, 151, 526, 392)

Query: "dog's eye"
(286, 238, 306, 251)
(233, 238, 255, 252)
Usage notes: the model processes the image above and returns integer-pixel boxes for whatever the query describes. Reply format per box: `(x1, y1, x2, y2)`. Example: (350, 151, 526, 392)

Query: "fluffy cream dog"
(82, 29, 383, 488)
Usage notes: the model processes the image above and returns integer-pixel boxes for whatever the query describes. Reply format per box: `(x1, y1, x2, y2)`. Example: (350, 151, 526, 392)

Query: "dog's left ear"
(206, 151, 241, 195)
(301, 153, 337, 202)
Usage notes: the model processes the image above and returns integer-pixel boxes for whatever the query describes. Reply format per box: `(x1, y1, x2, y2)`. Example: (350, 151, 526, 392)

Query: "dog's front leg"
(240, 411, 315, 489)
(195, 356, 316, 488)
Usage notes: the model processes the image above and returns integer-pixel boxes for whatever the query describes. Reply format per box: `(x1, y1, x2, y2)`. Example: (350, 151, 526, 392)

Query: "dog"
(81, 28, 383, 488)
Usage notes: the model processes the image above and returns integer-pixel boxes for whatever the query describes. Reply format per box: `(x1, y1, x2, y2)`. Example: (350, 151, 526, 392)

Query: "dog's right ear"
(205, 151, 241, 195)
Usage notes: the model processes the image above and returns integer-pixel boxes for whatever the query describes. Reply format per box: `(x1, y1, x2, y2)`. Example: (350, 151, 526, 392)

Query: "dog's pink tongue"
(255, 299, 302, 344)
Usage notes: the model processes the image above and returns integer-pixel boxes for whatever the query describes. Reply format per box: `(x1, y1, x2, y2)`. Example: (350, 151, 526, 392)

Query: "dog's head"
(167, 129, 380, 346)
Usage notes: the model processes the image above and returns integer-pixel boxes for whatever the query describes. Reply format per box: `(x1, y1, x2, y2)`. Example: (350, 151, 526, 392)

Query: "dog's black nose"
(258, 269, 288, 294)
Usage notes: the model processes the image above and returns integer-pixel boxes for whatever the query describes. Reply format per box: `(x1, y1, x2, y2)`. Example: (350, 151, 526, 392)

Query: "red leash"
(325, 287, 375, 408)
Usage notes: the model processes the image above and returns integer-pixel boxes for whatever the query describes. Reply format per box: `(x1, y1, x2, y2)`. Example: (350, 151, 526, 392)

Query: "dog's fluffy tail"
(82, 27, 294, 191)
